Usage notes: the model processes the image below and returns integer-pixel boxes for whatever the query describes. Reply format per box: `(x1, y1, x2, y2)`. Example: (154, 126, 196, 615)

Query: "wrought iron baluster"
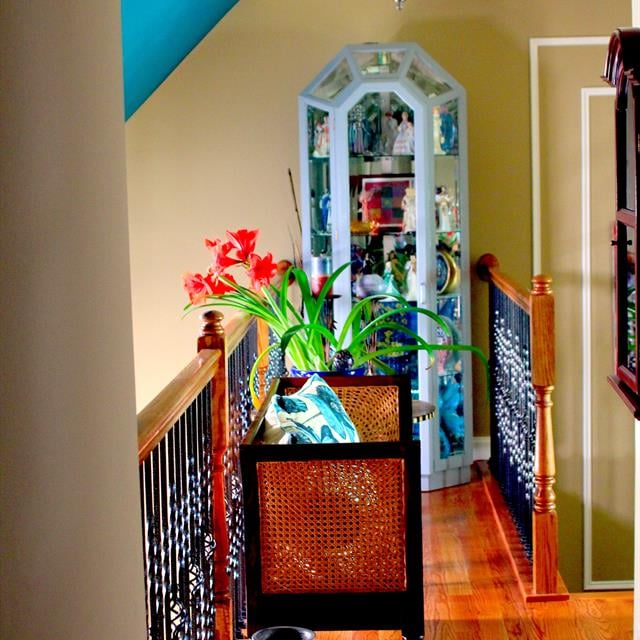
(140, 382, 216, 640)
(489, 283, 535, 560)
(225, 317, 259, 636)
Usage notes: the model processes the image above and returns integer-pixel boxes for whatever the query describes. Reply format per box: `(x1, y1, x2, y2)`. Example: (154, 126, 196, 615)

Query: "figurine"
(313, 115, 330, 157)
(359, 189, 374, 222)
(439, 108, 457, 154)
(401, 187, 416, 233)
(349, 104, 366, 154)
(435, 186, 454, 231)
(392, 111, 414, 155)
(383, 250, 405, 295)
(405, 253, 417, 301)
(319, 190, 331, 231)
(439, 375, 465, 450)
(381, 111, 398, 155)
(433, 108, 443, 155)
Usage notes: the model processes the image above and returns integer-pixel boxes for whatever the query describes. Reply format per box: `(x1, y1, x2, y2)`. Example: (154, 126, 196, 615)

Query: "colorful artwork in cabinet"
(361, 177, 414, 229)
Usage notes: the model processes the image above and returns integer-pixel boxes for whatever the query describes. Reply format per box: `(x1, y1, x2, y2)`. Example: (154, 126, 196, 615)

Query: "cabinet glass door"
(307, 106, 333, 293)
(347, 91, 419, 396)
(433, 99, 465, 458)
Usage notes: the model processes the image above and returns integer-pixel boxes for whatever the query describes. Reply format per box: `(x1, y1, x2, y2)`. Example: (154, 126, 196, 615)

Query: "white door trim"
(529, 36, 610, 276)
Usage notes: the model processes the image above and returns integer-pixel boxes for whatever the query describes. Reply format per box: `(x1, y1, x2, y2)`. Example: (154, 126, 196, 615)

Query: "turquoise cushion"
(265, 374, 360, 444)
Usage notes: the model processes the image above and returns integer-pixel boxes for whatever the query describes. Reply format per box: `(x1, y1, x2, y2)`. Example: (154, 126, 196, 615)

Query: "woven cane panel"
(257, 458, 407, 594)
(283, 385, 400, 441)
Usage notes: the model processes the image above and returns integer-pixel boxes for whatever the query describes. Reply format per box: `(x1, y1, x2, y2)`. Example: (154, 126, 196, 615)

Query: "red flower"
(182, 272, 213, 305)
(226, 228, 258, 263)
(247, 252, 277, 291)
(208, 271, 237, 295)
(205, 238, 239, 276)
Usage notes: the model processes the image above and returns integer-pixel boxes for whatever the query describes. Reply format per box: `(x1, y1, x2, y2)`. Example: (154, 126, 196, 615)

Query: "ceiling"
(121, 0, 238, 120)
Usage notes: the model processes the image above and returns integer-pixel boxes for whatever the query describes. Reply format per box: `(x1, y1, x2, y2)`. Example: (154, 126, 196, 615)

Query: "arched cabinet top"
(300, 42, 463, 108)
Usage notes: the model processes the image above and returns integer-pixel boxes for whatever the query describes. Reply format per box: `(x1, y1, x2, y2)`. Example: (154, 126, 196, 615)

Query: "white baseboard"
(584, 579, 634, 591)
(473, 436, 490, 462)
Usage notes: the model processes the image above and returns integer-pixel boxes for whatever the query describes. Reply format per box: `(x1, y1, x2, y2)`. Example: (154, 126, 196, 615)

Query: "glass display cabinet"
(298, 42, 472, 489)
(605, 28, 640, 416)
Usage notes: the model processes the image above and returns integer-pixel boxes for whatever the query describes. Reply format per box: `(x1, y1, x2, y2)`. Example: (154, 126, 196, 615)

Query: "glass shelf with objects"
(299, 42, 472, 490)
(306, 106, 333, 293)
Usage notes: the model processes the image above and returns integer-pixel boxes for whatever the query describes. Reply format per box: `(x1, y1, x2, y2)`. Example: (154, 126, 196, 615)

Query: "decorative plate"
(436, 249, 459, 294)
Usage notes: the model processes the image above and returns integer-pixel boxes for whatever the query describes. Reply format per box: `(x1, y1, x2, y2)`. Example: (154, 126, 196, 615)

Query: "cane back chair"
(240, 375, 424, 640)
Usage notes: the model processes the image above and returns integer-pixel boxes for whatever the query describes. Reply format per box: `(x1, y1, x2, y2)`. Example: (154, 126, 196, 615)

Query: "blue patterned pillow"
(264, 374, 360, 444)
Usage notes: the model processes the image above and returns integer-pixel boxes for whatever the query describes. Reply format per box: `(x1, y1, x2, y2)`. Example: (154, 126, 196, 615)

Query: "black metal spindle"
(224, 318, 259, 637)
(488, 283, 536, 560)
(140, 380, 215, 640)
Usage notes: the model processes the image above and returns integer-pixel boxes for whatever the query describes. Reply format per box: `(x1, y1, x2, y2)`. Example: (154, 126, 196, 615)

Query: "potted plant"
(183, 228, 487, 403)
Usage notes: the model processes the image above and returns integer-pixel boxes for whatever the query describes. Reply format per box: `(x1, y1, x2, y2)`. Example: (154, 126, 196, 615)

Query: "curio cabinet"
(298, 42, 472, 489)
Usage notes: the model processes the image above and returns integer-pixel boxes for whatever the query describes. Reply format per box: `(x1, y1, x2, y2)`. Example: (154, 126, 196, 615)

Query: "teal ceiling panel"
(122, 0, 238, 120)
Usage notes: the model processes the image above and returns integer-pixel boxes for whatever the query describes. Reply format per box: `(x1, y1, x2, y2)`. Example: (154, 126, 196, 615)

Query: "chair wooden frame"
(240, 375, 424, 640)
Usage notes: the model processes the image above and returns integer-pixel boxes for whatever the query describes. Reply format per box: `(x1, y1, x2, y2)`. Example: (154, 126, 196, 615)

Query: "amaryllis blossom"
(182, 272, 213, 305)
(205, 238, 239, 275)
(247, 252, 277, 291)
(226, 228, 258, 263)
(208, 271, 237, 295)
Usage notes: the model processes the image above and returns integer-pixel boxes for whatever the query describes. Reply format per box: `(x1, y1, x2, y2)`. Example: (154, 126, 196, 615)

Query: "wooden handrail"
(137, 348, 221, 463)
(139, 309, 240, 464)
(223, 312, 256, 354)
(477, 253, 530, 312)
(477, 253, 561, 600)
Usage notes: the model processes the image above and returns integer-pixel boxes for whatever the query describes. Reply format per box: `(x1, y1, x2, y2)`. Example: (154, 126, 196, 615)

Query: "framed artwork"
(360, 177, 414, 229)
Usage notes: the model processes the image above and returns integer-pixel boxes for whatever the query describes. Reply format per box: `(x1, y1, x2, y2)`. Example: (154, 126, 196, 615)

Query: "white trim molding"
(579, 86, 633, 591)
(529, 36, 609, 276)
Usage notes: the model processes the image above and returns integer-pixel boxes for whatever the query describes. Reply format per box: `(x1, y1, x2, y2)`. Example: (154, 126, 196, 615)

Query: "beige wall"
(0, 2, 146, 638)
(127, 0, 629, 409)
(126, 0, 630, 590)
(538, 44, 634, 589)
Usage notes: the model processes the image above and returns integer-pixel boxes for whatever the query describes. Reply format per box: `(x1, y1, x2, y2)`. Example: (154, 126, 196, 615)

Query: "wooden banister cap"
(531, 274, 553, 295)
(198, 310, 225, 352)
(476, 253, 500, 281)
(201, 309, 224, 326)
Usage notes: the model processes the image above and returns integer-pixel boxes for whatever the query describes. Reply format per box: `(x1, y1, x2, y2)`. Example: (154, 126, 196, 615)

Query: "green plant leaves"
(184, 259, 488, 393)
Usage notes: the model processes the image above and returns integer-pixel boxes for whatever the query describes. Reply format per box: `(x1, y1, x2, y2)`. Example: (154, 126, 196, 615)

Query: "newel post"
(198, 310, 231, 603)
(530, 275, 559, 594)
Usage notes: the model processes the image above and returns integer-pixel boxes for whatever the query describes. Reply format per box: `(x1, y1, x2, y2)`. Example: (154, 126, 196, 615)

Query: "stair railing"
(138, 344, 223, 639)
(477, 253, 563, 600)
(138, 311, 268, 640)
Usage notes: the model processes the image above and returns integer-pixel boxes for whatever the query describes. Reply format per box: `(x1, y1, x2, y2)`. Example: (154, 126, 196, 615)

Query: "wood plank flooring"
(314, 472, 633, 640)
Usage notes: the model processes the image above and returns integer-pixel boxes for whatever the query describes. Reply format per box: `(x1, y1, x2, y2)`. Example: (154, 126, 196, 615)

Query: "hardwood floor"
(314, 473, 633, 640)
